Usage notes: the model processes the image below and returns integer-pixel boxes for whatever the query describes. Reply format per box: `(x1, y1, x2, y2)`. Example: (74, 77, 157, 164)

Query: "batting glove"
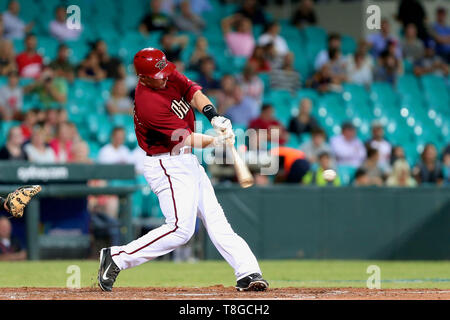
(211, 116, 232, 133)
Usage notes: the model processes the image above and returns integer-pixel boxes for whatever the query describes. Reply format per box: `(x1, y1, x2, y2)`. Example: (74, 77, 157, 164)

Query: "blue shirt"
(432, 23, 450, 53)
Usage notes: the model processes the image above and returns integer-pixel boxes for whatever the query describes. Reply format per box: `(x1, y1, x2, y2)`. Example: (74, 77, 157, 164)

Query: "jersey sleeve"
(172, 70, 202, 103)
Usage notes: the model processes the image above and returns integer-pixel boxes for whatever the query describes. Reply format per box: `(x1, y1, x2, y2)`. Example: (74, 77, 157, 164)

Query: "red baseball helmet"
(133, 48, 176, 79)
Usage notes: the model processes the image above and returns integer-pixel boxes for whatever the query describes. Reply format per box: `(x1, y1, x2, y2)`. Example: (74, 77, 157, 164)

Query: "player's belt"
(147, 147, 192, 157)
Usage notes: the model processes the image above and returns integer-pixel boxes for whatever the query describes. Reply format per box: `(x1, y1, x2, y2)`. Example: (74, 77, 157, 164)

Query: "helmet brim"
(151, 61, 176, 79)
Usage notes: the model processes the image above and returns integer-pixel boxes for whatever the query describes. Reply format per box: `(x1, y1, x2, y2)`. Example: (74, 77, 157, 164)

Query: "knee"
(173, 222, 196, 245)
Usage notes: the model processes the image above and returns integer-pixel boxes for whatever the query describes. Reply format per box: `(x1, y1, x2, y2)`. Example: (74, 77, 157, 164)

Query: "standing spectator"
(216, 74, 238, 115)
(0, 126, 27, 160)
(49, 6, 82, 42)
(401, 23, 425, 63)
(49, 44, 75, 82)
(0, 39, 16, 76)
(360, 147, 384, 186)
(0, 71, 22, 120)
(248, 104, 287, 145)
(269, 52, 301, 94)
(413, 144, 444, 185)
(106, 79, 134, 115)
(236, 0, 267, 26)
(188, 37, 211, 71)
(302, 152, 341, 186)
(224, 86, 259, 127)
(139, 0, 172, 35)
(1, 0, 33, 40)
(77, 51, 107, 81)
(24, 127, 56, 163)
(300, 127, 333, 164)
(49, 122, 74, 163)
(257, 22, 289, 62)
(366, 19, 401, 58)
(248, 45, 271, 73)
(397, 0, 428, 42)
(330, 122, 366, 167)
(159, 32, 189, 62)
(197, 57, 221, 94)
(236, 63, 264, 105)
(92, 40, 126, 80)
(15, 34, 43, 79)
(315, 33, 343, 71)
(175, 0, 205, 35)
(98, 127, 131, 164)
(365, 121, 392, 169)
(386, 159, 417, 187)
(222, 15, 255, 58)
(430, 7, 450, 63)
(0, 217, 26, 261)
(413, 41, 449, 77)
(288, 98, 319, 137)
(291, 0, 317, 29)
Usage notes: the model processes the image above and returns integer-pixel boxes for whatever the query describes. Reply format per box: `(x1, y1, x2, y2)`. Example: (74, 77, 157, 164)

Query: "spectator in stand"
(222, 15, 255, 58)
(106, 79, 134, 115)
(430, 7, 450, 63)
(300, 127, 334, 165)
(413, 143, 444, 185)
(49, 6, 82, 42)
(401, 23, 425, 63)
(443, 144, 450, 185)
(386, 159, 417, 187)
(0, 216, 26, 261)
(139, 0, 172, 35)
(307, 64, 334, 93)
(353, 167, 371, 186)
(346, 50, 373, 86)
(92, 40, 126, 80)
(77, 51, 107, 81)
(19, 109, 37, 141)
(188, 37, 211, 71)
(15, 34, 43, 79)
(315, 33, 343, 71)
(1, 0, 33, 40)
(248, 45, 271, 73)
(175, 0, 205, 35)
(159, 32, 189, 62)
(197, 57, 221, 95)
(288, 98, 319, 138)
(396, 0, 428, 42)
(24, 127, 56, 163)
(269, 52, 301, 94)
(0, 71, 22, 120)
(216, 74, 237, 115)
(0, 126, 27, 160)
(49, 121, 74, 163)
(224, 86, 259, 127)
(365, 121, 392, 169)
(390, 145, 406, 165)
(302, 152, 341, 186)
(188, 0, 212, 16)
(366, 19, 401, 58)
(258, 22, 289, 66)
(49, 44, 75, 82)
(413, 41, 449, 77)
(0, 39, 16, 76)
(291, 0, 317, 29)
(327, 47, 348, 84)
(71, 141, 92, 164)
(374, 47, 402, 85)
(360, 147, 385, 186)
(98, 127, 132, 164)
(236, 0, 267, 26)
(236, 63, 264, 105)
(330, 122, 366, 167)
(40, 108, 61, 140)
(248, 104, 287, 145)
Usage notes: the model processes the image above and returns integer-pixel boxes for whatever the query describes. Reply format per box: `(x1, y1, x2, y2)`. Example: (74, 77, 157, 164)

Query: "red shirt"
(16, 52, 43, 78)
(134, 70, 202, 155)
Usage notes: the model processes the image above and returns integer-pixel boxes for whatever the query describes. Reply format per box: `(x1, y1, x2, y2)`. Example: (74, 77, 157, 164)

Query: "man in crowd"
(330, 122, 366, 168)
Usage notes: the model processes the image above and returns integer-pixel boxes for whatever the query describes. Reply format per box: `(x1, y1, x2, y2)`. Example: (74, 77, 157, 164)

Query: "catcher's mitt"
(5, 185, 42, 218)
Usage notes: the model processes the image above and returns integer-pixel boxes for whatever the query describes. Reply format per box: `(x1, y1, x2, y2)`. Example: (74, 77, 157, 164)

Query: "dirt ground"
(0, 286, 449, 300)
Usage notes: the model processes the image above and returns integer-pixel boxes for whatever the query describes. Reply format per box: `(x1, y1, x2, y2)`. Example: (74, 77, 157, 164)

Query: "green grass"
(0, 260, 449, 289)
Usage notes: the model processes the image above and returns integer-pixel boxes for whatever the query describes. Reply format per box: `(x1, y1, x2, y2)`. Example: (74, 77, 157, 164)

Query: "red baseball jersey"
(134, 70, 202, 155)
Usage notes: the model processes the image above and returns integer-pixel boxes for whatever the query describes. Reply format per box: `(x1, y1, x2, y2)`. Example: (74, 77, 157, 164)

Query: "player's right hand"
(211, 116, 232, 133)
(212, 130, 235, 147)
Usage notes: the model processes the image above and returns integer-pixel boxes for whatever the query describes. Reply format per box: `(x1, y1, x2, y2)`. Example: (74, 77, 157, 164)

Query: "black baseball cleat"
(236, 273, 269, 292)
(98, 248, 121, 292)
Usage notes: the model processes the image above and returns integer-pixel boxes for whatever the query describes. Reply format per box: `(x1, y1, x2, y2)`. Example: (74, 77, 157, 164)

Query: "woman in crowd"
(386, 159, 417, 187)
(413, 144, 444, 185)
(24, 127, 56, 163)
(0, 126, 28, 160)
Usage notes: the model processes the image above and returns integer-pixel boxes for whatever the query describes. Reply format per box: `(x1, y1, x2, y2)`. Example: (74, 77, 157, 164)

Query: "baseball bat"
(230, 145, 254, 188)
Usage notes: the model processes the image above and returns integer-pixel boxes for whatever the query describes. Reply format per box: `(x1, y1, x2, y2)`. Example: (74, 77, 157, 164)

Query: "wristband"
(202, 104, 219, 122)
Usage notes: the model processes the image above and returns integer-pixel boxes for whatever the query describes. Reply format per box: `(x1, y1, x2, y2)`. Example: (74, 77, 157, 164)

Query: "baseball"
(323, 169, 337, 182)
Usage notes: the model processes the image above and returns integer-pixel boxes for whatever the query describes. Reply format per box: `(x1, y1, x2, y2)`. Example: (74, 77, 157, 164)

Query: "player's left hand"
(5, 185, 42, 218)
(212, 130, 235, 147)
(211, 116, 232, 133)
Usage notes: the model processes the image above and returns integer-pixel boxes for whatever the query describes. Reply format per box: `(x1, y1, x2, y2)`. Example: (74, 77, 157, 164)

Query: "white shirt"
(24, 144, 56, 163)
(346, 56, 374, 86)
(49, 20, 82, 42)
(258, 33, 289, 57)
(367, 139, 392, 167)
(98, 144, 132, 164)
(330, 134, 366, 167)
(0, 85, 23, 113)
(2, 11, 26, 40)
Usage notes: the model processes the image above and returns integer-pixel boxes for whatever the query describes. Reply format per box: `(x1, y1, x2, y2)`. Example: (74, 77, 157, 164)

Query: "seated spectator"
(346, 50, 373, 86)
(291, 0, 317, 29)
(288, 98, 319, 137)
(269, 52, 301, 94)
(366, 19, 401, 58)
(236, 0, 267, 26)
(302, 152, 341, 186)
(300, 127, 333, 164)
(175, 0, 205, 35)
(77, 51, 107, 81)
(98, 127, 131, 164)
(0, 39, 16, 76)
(330, 122, 366, 167)
(374, 47, 401, 85)
(222, 15, 255, 58)
(443, 144, 450, 185)
(248, 104, 287, 145)
(390, 145, 406, 165)
(71, 141, 92, 164)
(20, 109, 37, 140)
(353, 167, 371, 186)
(413, 41, 449, 77)
(92, 40, 125, 80)
(430, 7, 450, 63)
(307, 64, 336, 93)
(197, 57, 221, 94)
(236, 63, 264, 105)
(1, 0, 33, 40)
(24, 127, 56, 163)
(216, 74, 238, 114)
(0, 71, 22, 120)
(189, 37, 211, 71)
(49, 6, 82, 42)
(49, 44, 75, 82)
(360, 147, 384, 186)
(106, 79, 133, 115)
(24, 66, 68, 109)
(0, 126, 27, 160)
(224, 86, 259, 127)
(401, 23, 425, 63)
(49, 122, 74, 163)
(248, 45, 271, 73)
(139, 0, 172, 34)
(160, 32, 189, 62)
(386, 159, 417, 187)
(15, 34, 43, 79)
(315, 33, 343, 71)
(365, 121, 392, 169)
(413, 143, 444, 185)
(258, 22, 289, 63)
(0, 216, 26, 261)
(327, 48, 348, 83)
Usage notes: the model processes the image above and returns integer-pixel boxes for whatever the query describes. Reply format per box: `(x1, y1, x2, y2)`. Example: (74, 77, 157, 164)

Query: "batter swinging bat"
(230, 145, 254, 188)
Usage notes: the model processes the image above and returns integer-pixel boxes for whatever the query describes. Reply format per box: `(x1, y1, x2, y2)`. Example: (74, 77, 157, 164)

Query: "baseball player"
(98, 48, 268, 292)
(0, 185, 42, 218)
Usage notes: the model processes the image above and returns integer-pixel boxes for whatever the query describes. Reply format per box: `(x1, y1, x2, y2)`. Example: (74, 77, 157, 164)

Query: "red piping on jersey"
(111, 159, 178, 257)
